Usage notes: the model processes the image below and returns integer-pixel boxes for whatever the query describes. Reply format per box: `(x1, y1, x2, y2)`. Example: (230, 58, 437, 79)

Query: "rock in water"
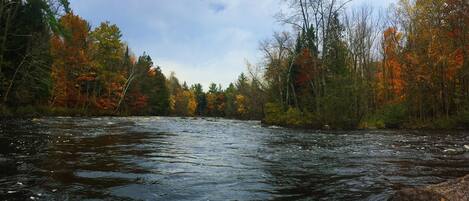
(323, 124, 330, 130)
(390, 174, 469, 201)
(443, 148, 457, 153)
(464, 145, 469, 150)
(390, 188, 446, 201)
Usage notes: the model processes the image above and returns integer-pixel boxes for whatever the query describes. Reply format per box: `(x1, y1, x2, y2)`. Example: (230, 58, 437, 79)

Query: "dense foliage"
(261, 0, 469, 129)
(1, 0, 468, 129)
(0, 0, 265, 119)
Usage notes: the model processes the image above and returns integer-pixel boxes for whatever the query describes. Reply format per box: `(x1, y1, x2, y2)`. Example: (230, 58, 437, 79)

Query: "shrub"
(303, 111, 321, 128)
(285, 107, 304, 127)
(15, 105, 39, 117)
(0, 105, 12, 117)
(359, 115, 385, 129)
(264, 102, 284, 125)
(381, 103, 407, 128)
(35, 106, 55, 116)
(456, 109, 469, 129)
(433, 117, 457, 129)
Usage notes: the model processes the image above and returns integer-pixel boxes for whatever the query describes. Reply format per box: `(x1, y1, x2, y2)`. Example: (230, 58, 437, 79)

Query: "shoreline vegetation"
(1, 0, 469, 130)
(2, 107, 468, 131)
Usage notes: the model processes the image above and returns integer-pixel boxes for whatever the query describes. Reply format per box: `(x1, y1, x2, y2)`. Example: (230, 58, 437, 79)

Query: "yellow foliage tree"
(235, 94, 247, 116)
(185, 90, 197, 116)
(172, 89, 197, 116)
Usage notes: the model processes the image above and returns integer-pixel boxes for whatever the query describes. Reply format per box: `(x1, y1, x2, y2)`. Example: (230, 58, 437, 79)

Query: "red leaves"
(377, 27, 405, 104)
(76, 74, 96, 81)
(445, 48, 464, 80)
(50, 13, 95, 108)
(134, 95, 149, 109)
(95, 98, 117, 110)
(294, 48, 319, 87)
(128, 92, 148, 112)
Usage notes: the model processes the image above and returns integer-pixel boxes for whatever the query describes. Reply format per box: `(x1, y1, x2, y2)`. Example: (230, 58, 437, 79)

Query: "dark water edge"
(0, 108, 466, 130)
(0, 117, 468, 201)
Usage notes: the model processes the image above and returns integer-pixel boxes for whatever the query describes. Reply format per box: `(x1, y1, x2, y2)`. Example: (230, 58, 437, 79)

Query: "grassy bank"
(3, 103, 469, 131)
(263, 103, 469, 130)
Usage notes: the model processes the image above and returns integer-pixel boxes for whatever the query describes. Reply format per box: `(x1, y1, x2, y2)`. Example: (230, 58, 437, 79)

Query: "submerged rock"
(464, 145, 469, 150)
(390, 174, 469, 201)
(443, 148, 465, 155)
(323, 124, 330, 129)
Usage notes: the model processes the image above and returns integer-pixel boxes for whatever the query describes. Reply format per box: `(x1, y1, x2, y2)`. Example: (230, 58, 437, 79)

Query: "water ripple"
(0, 117, 468, 200)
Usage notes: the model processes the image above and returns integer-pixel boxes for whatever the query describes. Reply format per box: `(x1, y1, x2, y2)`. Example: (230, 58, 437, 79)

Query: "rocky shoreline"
(391, 174, 469, 201)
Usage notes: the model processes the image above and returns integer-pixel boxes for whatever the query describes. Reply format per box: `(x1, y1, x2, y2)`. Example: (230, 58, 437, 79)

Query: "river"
(0, 117, 468, 200)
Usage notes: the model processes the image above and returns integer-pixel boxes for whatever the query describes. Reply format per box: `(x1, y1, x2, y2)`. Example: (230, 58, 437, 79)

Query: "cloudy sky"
(70, 0, 396, 89)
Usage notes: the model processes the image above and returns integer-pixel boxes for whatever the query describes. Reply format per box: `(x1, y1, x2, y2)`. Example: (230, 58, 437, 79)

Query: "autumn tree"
(206, 83, 225, 116)
(378, 27, 404, 104)
(1, 0, 69, 109)
(90, 21, 126, 111)
(125, 54, 170, 115)
(388, 0, 468, 121)
(261, 32, 293, 107)
(50, 13, 94, 109)
(166, 72, 198, 116)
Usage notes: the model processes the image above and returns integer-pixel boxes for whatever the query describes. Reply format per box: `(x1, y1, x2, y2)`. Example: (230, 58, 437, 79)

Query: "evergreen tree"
(191, 83, 206, 115)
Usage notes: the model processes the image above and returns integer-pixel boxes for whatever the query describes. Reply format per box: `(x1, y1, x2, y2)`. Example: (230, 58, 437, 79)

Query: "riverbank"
(0, 105, 262, 121)
(261, 118, 469, 131)
(391, 174, 469, 201)
(0, 105, 121, 117)
(2, 104, 469, 130)
(263, 103, 469, 130)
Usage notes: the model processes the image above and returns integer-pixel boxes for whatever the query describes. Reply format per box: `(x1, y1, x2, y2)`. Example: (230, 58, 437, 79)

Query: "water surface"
(0, 117, 468, 200)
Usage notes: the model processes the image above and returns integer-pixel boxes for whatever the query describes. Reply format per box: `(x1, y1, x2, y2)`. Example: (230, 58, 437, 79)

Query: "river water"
(0, 117, 468, 200)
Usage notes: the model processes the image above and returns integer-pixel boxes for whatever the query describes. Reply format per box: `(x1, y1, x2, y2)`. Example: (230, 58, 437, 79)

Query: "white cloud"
(70, 0, 281, 89)
(159, 48, 255, 90)
(69, 0, 394, 91)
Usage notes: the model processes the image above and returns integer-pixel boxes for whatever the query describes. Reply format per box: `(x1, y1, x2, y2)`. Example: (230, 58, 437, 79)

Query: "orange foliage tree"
(50, 13, 95, 109)
(377, 27, 404, 104)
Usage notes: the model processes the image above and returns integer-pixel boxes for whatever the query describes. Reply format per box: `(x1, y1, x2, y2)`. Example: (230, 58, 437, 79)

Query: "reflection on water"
(0, 117, 468, 200)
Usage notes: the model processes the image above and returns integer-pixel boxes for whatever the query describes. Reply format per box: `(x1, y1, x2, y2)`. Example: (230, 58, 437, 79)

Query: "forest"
(1, 0, 468, 129)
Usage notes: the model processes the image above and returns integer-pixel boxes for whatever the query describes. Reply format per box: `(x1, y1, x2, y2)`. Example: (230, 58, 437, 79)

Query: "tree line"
(1, 0, 468, 129)
(259, 0, 469, 129)
(0, 0, 166, 116)
(0, 0, 264, 119)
